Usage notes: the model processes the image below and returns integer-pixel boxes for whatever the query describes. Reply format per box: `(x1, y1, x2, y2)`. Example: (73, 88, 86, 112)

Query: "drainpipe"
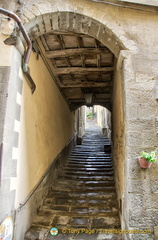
(0, 7, 36, 93)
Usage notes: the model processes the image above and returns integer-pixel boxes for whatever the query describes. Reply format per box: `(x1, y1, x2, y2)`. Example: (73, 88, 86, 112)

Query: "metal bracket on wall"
(0, 7, 36, 93)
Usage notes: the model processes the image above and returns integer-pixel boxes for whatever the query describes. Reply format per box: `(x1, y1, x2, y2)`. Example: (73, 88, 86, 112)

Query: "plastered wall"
(15, 51, 75, 207)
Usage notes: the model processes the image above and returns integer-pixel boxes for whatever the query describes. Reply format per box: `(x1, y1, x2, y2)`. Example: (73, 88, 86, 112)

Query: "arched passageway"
(17, 11, 126, 239)
(2, 2, 158, 240)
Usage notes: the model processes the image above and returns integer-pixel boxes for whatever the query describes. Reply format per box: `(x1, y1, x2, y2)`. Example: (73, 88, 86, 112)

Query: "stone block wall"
(123, 53, 158, 240)
(0, 46, 23, 225)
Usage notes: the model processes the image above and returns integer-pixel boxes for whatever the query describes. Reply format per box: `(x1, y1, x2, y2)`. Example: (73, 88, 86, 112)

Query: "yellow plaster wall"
(15, 51, 75, 207)
(112, 63, 125, 214)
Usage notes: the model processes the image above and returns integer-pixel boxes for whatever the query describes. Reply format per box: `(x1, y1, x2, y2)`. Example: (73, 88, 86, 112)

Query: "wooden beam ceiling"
(45, 48, 111, 58)
(39, 32, 115, 110)
(54, 67, 114, 75)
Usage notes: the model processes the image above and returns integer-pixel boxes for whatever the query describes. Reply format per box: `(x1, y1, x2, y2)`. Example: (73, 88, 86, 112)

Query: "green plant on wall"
(87, 112, 92, 119)
(141, 151, 157, 163)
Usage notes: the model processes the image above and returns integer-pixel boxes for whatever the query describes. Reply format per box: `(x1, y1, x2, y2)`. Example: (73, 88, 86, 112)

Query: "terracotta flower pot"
(138, 157, 152, 168)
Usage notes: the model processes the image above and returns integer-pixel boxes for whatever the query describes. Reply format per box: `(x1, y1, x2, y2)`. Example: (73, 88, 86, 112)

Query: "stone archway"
(0, 4, 131, 238)
(24, 11, 127, 57)
(22, 9, 127, 232)
(1, 1, 158, 239)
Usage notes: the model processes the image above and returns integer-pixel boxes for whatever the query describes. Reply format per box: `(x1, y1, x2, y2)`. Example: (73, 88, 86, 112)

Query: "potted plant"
(138, 151, 157, 168)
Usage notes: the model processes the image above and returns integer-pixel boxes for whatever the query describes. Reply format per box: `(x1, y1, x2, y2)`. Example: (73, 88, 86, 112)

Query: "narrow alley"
(25, 121, 122, 240)
(1, 2, 158, 240)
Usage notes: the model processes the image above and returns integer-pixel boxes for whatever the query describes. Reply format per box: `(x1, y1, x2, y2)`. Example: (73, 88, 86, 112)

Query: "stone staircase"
(25, 132, 122, 240)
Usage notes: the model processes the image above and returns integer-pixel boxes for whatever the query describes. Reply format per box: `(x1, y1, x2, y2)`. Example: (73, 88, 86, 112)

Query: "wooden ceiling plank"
(77, 37, 83, 48)
(65, 58, 71, 67)
(81, 56, 86, 67)
(60, 82, 112, 88)
(40, 35, 50, 51)
(95, 39, 100, 48)
(57, 35, 72, 67)
(97, 54, 101, 68)
(77, 36, 86, 68)
(55, 67, 114, 75)
(45, 48, 111, 58)
(51, 58, 57, 68)
(57, 35, 66, 49)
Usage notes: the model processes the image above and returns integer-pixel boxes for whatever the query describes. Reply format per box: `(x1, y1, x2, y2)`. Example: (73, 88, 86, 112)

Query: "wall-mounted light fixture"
(84, 93, 94, 107)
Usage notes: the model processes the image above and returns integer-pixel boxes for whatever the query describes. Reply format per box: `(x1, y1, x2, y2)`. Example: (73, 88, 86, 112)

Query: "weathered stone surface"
(88, 20, 100, 38)
(140, 104, 157, 120)
(126, 89, 154, 105)
(24, 131, 120, 239)
(25, 227, 49, 240)
(56, 216, 70, 225)
(127, 119, 154, 132)
(142, 131, 157, 147)
(129, 194, 144, 210)
(71, 218, 88, 226)
(130, 233, 154, 240)
(58, 12, 69, 31)
(128, 179, 151, 193)
(132, 57, 158, 75)
(144, 193, 158, 210)
(135, 72, 156, 84)
(81, 15, 92, 34)
(129, 210, 158, 227)
(73, 14, 83, 33)
(42, 14, 52, 34)
(127, 131, 142, 146)
(126, 104, 138, 119)
(150, 181, 158, 193)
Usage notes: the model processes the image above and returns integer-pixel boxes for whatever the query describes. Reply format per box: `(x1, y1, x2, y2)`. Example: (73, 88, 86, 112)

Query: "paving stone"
(71, 218, 89, 226)
(56, 216, 70, 225)
(92, 217, 120, 228)
(25, 227, 49, 240)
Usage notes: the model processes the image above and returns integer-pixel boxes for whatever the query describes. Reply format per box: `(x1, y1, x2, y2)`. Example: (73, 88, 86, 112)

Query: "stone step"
(68, 155, 112, 158)
(69, 156, 112, 160)
(55, 179, 115, 187)
(58, 175, 115, 181)
(51, 185, 116, 192)
(67, 161, 112, 166)
(25, 226, 123, 240)
(65, 162, 113, 167)
(24, 131, 121, 240)
(48, 191, 116, 199)
(59, 171, 114, 177)
(67, 159, 112, 164)
(30, 214, 121, 229)
(71, 151, 106, 153)
(44, 198, 118, 207)
(63, 166, 113, 172)
(74, 144, 106, 147)
(38, 207, 119, 217)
